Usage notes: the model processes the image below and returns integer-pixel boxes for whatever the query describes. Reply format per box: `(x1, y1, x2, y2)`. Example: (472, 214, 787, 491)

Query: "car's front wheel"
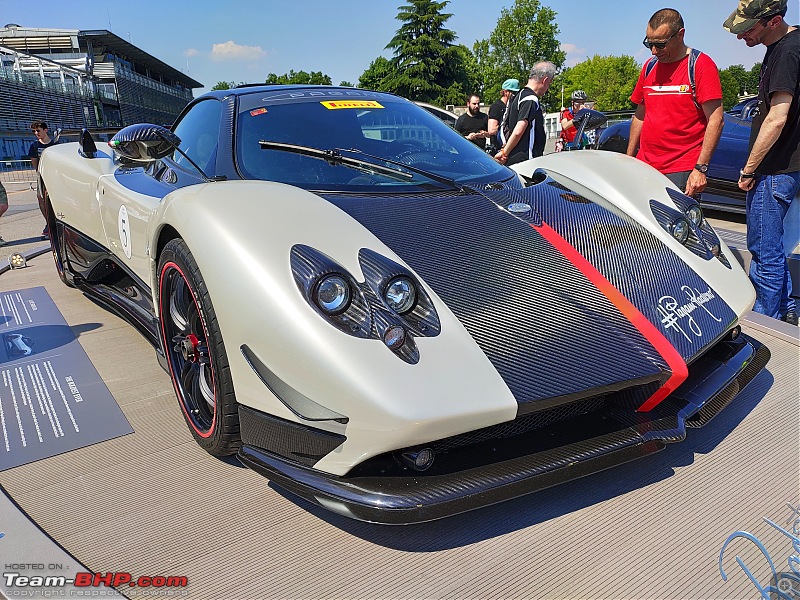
(157, 239, 240, 456)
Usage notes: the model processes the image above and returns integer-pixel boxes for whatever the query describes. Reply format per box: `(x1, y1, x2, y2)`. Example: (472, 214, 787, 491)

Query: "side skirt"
(56, 221, 165, 364)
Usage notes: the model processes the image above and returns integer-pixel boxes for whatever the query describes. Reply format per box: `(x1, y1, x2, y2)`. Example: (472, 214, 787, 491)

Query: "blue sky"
(2, 0, 797, 94)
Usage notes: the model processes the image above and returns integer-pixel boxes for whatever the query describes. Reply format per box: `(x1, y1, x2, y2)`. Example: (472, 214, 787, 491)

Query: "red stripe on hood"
(532, 221, 688, 412)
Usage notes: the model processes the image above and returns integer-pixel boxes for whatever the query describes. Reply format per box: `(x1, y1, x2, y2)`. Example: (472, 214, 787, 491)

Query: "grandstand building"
(0, 24, 202, 159)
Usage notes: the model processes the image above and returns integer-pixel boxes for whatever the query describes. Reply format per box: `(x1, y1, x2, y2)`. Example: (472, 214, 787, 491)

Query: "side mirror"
(572, 108, 607, 132)
(109, 123, 181, 164)
(79, 129, 98, 158)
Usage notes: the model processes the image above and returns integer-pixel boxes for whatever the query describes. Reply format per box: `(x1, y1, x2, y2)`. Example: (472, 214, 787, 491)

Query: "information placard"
(0, 286, 133, 470)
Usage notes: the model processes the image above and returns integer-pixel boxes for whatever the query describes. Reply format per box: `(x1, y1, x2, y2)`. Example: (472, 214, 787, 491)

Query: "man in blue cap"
(487, 78, 520, 154)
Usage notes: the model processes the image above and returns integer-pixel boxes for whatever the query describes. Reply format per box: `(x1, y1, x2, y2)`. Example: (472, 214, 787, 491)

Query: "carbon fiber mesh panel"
(433, 396, 606, 451)
(685, 340, 770, 427)
(508, 181, 737, 361)
(239, 406, 346, 467)
(324, 191, 664, 405)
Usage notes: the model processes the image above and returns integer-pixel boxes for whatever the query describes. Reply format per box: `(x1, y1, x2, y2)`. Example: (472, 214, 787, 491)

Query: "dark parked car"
(597, 98, 759, 214)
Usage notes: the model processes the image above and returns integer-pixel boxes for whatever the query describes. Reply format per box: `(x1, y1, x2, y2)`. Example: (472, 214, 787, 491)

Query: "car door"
(98, 99, 223, 283)
(98, 166, 176, 283)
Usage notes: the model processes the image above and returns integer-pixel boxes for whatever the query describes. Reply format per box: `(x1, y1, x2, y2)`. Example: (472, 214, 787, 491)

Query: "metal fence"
(0, 160, 35, 190)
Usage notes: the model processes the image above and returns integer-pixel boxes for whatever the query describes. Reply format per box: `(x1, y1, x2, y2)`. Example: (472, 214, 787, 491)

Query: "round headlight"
(671, 219, 690, 244)
(314, 274, 351, 315)
(384, 277, 417, 314)
(686, 204, 703, 226)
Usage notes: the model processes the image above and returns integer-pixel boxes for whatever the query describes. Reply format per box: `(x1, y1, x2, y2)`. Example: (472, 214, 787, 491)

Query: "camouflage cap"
(723, 0, 787, 34)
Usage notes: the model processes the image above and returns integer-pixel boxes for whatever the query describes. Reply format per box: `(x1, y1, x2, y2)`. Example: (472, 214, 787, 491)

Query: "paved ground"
(0, 183, 48, 255)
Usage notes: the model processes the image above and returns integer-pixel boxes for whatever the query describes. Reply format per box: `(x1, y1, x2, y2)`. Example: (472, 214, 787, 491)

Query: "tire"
(45, 196, 74, 288)
(157, 238, 240, 456)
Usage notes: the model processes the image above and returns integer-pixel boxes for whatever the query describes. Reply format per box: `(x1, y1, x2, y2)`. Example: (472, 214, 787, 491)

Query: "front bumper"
(237, 334, 770, 524)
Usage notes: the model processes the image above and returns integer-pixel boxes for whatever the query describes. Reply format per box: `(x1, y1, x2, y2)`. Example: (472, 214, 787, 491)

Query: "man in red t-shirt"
(627, 8, 724, 197)
(560, 90, 588, 148)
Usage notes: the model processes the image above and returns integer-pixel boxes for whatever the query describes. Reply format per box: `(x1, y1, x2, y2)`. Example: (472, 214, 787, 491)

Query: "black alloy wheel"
(158, 239, 240, 456)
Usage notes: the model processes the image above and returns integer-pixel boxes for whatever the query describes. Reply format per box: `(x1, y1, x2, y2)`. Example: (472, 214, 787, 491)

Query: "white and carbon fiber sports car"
(39, 85, 769, 524)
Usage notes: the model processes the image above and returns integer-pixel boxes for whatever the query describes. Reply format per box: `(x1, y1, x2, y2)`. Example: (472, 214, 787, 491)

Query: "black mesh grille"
(433, 396, 606, 451)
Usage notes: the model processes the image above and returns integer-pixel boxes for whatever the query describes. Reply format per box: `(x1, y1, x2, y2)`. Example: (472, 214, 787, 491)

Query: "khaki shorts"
(0, 183, 7, 205)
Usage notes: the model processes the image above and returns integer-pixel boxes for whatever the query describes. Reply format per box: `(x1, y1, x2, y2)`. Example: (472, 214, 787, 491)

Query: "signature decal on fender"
(657, 285, 723, 342)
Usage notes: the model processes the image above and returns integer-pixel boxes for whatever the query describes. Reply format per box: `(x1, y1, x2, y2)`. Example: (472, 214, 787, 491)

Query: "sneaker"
(0, 237, 6, 247)
(41, 226, 49, 240)
(781, 310, 799, 326)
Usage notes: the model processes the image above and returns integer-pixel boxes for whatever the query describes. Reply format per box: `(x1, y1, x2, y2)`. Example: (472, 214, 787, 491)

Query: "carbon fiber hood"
(321, 179, 735, 408)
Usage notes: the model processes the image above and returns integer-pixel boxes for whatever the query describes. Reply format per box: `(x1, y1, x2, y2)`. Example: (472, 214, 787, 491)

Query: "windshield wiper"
(335, 147, 463, 192)
(258, 141, 413, 181)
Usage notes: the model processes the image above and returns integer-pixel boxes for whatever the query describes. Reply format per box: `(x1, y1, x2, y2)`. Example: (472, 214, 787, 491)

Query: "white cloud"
(210, 41, 266, 62)
(561, 42, 587, 68)
(184, 48, 200, 57)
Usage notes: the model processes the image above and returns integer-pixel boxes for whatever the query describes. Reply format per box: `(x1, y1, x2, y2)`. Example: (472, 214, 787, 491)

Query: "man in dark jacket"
(28, 120, 57, 239)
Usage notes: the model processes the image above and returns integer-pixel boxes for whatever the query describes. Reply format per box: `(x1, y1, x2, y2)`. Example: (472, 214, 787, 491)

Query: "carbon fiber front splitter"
(237, 334, 769, 524)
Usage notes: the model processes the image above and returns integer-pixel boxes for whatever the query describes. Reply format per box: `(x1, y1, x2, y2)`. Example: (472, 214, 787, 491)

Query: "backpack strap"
(687, 48, 702, 109)
(644, 56, 658, 78)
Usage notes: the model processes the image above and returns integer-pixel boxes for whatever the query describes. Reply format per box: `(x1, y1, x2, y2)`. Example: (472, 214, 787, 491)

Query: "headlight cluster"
(685, 204, 703, 227)
(315, 275, 351, 315)
(384, 277, 416, 314)
(670, 218, 690, 244)
(650, 189, 730, 268)
(291, 245, 441, 364)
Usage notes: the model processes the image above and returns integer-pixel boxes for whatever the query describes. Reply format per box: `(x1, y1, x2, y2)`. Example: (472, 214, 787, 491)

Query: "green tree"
(211, 81, 234, 91)
(554, 55, 640, 112)
(722, 64, 749, 96)
(719, 70, 740, 110)
(439, 44, 482, 105)
(477, 0, 565, 108)
(265, 70, 332, 85)
(471, 38, 497, 98)
(358, 56, 399, 92)
(718, 63, 761, 106)
(339, 81, 354, 87)
(383, 0, 461, 103)
(747, 63, 761, 97)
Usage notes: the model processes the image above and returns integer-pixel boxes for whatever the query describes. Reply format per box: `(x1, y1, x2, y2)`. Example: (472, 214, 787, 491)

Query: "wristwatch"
(694, 163, 709, 174)
(739, 169, 756, 179)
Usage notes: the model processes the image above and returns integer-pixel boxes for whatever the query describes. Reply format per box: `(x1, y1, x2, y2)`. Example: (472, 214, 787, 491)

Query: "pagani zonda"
(39, 86, 769, 524)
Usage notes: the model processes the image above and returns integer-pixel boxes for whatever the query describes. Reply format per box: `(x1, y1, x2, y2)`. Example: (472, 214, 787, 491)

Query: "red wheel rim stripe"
(159, 260, 217, 437)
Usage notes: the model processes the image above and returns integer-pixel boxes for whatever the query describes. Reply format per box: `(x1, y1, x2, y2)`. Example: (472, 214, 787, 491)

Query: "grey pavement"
(1, 184, 49, 257)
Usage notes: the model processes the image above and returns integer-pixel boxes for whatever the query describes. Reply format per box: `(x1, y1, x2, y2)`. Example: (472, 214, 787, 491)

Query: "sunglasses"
(642, 29, 679, 50)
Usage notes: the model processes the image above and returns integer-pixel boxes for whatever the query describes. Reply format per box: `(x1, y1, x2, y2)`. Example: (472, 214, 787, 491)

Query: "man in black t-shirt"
(494, 62, 556, 166)
(454, 94, 489, 148)
(28, 120, 57, 239)
(487, 79, 520, 153)
(724, 0, 799, 324)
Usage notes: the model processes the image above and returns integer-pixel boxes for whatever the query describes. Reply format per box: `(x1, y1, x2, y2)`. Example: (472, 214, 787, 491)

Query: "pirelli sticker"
(321, 100, 384, 110)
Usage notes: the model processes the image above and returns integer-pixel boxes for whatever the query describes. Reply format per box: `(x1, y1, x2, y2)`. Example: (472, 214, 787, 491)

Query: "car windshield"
(236, 90, 508, 192)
